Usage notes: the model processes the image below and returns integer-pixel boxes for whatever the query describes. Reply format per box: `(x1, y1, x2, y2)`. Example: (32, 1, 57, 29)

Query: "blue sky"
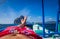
(0, 0, 59, 24)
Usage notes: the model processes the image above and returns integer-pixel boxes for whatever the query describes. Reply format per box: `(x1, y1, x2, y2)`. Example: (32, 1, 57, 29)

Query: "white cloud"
(45, 17, 56, 22)
(0, 6, 56, 24)
(27, 16, 42, 23)
(48, 18, 53, 20)
(0, 7, 30, 24)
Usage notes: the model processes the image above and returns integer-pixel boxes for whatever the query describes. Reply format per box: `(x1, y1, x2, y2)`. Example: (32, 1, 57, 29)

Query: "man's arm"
(18, 16, 27, 28)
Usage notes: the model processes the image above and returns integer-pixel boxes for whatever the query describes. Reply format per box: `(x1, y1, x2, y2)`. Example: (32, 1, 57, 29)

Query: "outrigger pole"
(42, 0, 45, 37)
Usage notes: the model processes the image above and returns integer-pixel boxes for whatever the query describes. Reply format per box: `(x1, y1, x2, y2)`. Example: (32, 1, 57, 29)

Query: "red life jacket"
(0, 26, 42, 39)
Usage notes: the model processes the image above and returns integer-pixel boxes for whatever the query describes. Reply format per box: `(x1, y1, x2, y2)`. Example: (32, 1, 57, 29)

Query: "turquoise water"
(0, 24, 56, 32)
(0, 24, 17, 31)
(0, 24, 33, 32)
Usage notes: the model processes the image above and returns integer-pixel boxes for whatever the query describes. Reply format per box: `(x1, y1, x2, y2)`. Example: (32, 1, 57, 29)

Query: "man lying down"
(0, 15, 42, 39)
